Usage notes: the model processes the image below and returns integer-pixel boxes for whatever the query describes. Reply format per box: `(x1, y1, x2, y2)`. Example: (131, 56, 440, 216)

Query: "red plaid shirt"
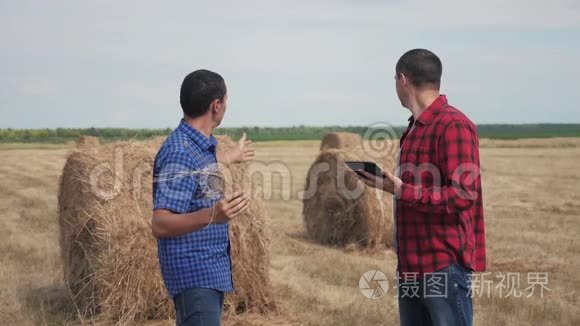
(395, 95, 486, 277)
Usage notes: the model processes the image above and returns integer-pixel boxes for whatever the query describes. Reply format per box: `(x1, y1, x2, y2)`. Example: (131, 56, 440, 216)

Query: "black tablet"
(345, 161, 384, 178)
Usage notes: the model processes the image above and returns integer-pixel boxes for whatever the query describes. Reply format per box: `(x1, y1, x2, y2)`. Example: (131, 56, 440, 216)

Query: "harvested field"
(0, 138, 579, 325)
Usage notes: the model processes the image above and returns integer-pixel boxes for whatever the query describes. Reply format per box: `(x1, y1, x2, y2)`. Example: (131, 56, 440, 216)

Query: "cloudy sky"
(1, 0, 579, 128)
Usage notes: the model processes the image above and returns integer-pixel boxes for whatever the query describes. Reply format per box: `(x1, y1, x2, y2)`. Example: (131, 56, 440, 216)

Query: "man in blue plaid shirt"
(152, 69, 255, 326)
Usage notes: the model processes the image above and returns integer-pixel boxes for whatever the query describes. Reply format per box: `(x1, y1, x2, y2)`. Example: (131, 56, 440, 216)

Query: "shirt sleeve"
(398, 119, 480, 214)
(153, 150, 198, 214)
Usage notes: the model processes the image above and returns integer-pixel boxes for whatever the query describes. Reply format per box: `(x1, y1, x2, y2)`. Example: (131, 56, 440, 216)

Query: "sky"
(1, 0, 579, 129)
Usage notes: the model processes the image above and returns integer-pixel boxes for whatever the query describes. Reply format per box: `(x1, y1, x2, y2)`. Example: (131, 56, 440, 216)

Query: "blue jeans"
(173, 288, 224, 326)
(398, 264, 473, 326)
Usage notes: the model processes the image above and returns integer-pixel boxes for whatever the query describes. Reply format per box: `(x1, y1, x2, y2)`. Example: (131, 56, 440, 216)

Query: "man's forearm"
(152, 207, 213, 239)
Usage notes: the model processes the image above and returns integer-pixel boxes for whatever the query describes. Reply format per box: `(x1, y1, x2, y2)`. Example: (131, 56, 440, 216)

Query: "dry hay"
(58, 135, 273, 325)
(302, 147, 396, 249)
(215, 135, 275, 315)
(319, 132, 362, 151)
(76, 136, 100, 147)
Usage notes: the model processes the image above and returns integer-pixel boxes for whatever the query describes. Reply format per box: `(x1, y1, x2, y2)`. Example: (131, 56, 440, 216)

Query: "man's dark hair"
(396, 49, 442, 89)
(180, 69, 227, 118)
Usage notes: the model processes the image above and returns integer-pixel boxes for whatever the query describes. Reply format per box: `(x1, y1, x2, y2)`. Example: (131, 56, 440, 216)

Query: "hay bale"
(59, 140, 171, 324)
(76, 136, 100, 147)
(58, 136, 273, 324)
(320, 132, 362, 151)
(302, 147, 396, 248)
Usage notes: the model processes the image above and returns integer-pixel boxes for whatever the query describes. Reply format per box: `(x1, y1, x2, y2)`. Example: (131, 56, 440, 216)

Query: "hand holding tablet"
(344, 161, 385, 178)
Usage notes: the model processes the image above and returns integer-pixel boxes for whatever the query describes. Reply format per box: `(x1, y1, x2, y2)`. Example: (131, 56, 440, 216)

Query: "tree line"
(0, 124, 578, 143)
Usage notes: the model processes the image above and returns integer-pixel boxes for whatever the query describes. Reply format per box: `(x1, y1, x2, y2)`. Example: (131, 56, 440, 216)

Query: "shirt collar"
(178, 119, 218, 151)
(410, 94, 448, 126)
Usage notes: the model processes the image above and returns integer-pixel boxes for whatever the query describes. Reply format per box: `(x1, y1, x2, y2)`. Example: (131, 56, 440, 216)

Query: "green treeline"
(0, 124, 579, 143)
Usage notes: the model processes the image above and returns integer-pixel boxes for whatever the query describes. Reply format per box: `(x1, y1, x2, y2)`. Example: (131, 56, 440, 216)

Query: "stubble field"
(0, 138, 579, 325)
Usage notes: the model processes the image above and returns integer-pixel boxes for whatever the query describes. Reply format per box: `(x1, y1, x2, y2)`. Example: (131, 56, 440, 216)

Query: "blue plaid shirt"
(153, 119, 234, 298)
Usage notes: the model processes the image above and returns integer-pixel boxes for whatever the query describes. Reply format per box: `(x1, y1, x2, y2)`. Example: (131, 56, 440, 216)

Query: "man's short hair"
(180, 69, 227, 118)
(396, 49, 442, 89)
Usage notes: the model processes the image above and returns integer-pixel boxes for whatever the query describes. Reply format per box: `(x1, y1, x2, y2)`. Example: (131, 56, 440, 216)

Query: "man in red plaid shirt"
(358, 49, 486, 326)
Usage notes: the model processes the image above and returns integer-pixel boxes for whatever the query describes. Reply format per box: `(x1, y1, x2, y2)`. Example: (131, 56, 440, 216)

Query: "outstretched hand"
(235, 132, 256, 162)
(218, 132, 256, 163)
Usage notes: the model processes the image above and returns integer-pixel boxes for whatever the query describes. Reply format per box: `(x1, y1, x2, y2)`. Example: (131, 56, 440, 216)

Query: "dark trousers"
(173, 287, 224, 326)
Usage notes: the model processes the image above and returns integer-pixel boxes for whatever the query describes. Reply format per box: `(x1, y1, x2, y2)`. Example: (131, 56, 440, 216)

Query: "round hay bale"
(59, 140, 171, 324)
(320, 132, 362, 151)
(58, 136, 273, 324)
(302, 147, 396, 248)
(76, 136, 100, 147)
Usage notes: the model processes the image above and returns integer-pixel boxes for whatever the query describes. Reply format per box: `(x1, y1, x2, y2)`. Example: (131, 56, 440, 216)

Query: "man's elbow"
(151, 215, 169, 239)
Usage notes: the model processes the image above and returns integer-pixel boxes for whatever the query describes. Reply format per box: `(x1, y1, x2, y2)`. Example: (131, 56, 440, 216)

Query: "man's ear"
(400, 73, 409, 87)
(209, 98, 220, 114)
